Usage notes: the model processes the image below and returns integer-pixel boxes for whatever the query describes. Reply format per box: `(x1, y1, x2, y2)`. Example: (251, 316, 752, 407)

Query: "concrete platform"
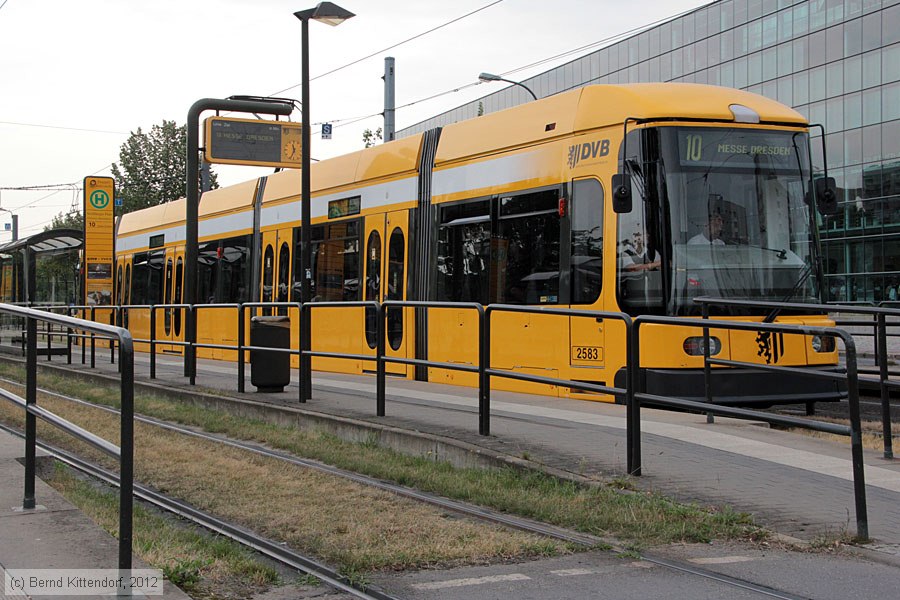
(0, 428, 190, 599)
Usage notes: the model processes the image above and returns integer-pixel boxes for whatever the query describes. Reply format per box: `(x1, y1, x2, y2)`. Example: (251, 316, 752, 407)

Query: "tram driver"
(688, 211, 726, 246)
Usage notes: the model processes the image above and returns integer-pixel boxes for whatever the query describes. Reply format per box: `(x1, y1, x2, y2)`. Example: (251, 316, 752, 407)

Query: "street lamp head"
(478, 72, 501, 82)
(294, 2, 355, 25)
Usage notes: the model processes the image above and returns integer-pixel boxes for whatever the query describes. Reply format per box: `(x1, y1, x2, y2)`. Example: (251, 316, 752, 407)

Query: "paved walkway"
(32, 347, 900, 561)
(0, 427, 190, 598)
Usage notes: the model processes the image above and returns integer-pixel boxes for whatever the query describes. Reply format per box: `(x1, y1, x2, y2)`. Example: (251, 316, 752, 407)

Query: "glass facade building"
(398, 0, 900, 303)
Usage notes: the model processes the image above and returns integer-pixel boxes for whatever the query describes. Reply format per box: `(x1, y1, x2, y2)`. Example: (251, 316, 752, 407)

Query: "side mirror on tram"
(612, 173, 632, 213)
(815, 176, 839, 216)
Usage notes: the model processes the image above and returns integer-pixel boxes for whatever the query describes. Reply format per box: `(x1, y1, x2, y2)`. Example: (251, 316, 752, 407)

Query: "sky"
(0, 0, 709, 241)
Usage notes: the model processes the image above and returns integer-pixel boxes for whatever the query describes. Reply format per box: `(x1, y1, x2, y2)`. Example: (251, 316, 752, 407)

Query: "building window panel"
(884, 120, 900, 161)
(720, 0, 733, 29)
(660, 22, 672, 54)
(762, 45, 778, 80)
(793, 70, 809, 104)
(777, 75, 793, 104)
(748, 0, 763, 21)
(862, 12, 882, 53)
(809, 30, 828, 67)
(845, 17, 863, 57)
(863, 123, 883, 162)
(793, 2, 809, 36)
(696, 8, 708, 40)
(748, 51, 763, 84)
(779, 7, 793, 42)
(882, 43, 900, 83)
(883, 81, 900, 120)
(863, 49, 882, 88)
(763, 13, 778, 46)
(734, 55, 749, 88)
(721, 29, 735, 62)
(749, 19, 763, 51)
(827, 0, 845, 25)
(863, 87, 883, 125)
(844, 54, 863, 92)
(827, 132, 845, 170)
(735, 23, 749, 56)
(683, 13, 696, 45)
(827, 97, 845, 132)
(735, 0, 749, 26)
(811, 1, 828, 30)
(810, 65, 827, 101)
(884, 3, 900, 45)
(826, 24, 844, 63)
(845, 127, 863, 166)
(845, 91, 863, 129)
(685, 43, 697, 73)
(721, 62, 735, 87)
(827, 61, 844, 97)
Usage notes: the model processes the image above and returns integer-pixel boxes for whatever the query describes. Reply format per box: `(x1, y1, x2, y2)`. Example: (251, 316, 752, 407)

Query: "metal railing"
(0, 302, 136, 583)
(15, 298, 885, 540)
(696, 296, 899, 460)
(629, 312, 868, 540)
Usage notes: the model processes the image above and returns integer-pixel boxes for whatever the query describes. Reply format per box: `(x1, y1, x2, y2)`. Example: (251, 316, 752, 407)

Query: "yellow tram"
(114, 83, 843, 404)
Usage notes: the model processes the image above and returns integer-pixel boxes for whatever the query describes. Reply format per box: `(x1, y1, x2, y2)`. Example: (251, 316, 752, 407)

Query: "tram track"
(0, 378, 818, 600)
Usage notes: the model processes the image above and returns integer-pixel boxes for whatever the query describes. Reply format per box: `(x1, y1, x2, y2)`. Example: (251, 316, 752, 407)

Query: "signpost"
(204, 116, 302, 167)
(83, 176, 115, 306)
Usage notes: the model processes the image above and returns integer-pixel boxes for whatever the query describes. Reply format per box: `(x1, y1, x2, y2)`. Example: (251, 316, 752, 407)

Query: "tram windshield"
(618, 126, 819, 316)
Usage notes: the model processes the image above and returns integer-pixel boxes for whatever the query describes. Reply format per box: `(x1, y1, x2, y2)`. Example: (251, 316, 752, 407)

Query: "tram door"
(362, 211, 410, 376)
(158, 246, 185, 354)
(260, 229, 293, 313)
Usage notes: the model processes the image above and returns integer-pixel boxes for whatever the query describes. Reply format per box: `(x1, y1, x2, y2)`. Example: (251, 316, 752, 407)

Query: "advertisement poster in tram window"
(83, 176, 115, 307)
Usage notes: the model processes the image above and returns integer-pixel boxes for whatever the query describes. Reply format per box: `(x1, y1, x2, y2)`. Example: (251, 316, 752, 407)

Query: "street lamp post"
(478, 72, 538, 101)
(294, 2, 355, 401)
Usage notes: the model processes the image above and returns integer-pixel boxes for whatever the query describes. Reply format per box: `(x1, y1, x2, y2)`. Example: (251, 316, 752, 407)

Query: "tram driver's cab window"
(616, 129, 665, 315)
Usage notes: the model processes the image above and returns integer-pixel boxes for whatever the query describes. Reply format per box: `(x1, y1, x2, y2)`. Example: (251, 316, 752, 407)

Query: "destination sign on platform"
(204, 117, 303, 168)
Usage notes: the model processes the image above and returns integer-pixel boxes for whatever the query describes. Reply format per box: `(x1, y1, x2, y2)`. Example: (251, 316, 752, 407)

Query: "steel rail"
(0, 421, 400, 600)
(1, 380, 828, 599)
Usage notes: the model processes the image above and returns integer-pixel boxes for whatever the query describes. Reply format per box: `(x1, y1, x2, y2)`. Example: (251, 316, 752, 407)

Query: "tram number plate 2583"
(571, 346, 602, 361)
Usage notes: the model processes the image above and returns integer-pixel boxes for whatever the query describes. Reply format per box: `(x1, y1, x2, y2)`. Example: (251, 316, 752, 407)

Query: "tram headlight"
(811, 334, 836, 353)
(683, 336, 722, 356)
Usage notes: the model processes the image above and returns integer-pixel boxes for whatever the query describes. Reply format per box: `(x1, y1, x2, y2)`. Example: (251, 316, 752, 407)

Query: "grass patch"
(0, 376, 567, 573)
(47, 462, 281, 598)
(0, 361, 764, 560)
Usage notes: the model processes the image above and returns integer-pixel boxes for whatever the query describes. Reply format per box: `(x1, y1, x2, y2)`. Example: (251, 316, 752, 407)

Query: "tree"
(362, 127, 383, 148)
(110, 120, 219, 214)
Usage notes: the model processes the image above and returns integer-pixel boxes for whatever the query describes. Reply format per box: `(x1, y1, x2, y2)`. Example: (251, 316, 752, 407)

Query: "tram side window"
(310, 220, 361, 302)
(197, 241, 219, 304)
(131, 250, 164, 305)
(218, 236, 251, 303)
(496, 190, 560, 304)
(571, 179, 603, 304)
(436, 200, 490, 304)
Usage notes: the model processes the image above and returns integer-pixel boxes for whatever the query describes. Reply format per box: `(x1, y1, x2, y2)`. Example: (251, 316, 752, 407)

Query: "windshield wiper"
(757, 246, 788, 260)
(763, 262, 813, 323)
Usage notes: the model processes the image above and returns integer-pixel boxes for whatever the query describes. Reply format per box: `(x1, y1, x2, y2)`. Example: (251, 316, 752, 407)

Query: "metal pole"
(149, 308, 156, 379)
(300, 16, 313, 402)
(843, 337, 869, 541)
(628, 321, 642, 476)
(383, 57, 396, 142)
(877, 314, 893, 459)
(23, 315, 36, 509)
(186, 98, 291, 379)
(118, 332, 135, 586)
(376, 303, 385, 416)
(480, 306, 490, 436)
(238, 305, 245, 393)
(702, 303, 714, 424)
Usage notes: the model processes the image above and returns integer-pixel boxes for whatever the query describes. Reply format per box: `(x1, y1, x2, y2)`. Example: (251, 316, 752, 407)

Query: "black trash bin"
(250, 315, 291, 392)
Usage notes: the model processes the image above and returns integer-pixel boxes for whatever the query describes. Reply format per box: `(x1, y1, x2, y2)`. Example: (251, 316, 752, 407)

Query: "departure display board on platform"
(83, 176, 115, 306)
(204, 117, 303, 168)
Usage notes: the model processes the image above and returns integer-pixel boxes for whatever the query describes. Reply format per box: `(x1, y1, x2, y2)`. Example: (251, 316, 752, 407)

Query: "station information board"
(204, 116, 303, 168)
(83, 176, 115, 306)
